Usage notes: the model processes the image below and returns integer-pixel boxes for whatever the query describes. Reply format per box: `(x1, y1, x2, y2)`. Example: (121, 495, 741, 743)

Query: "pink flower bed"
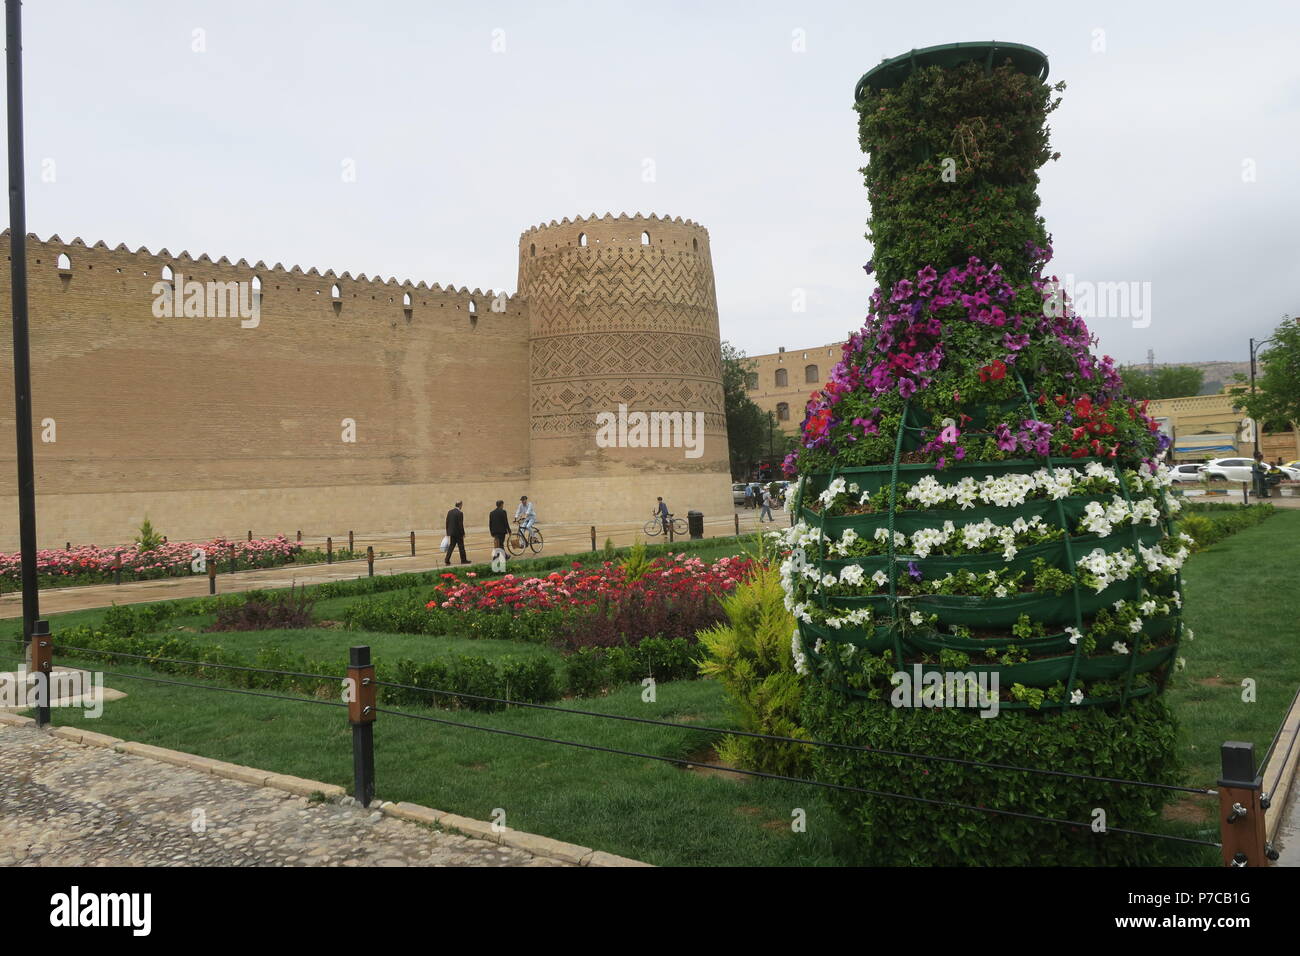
(0, 535, 301, 586)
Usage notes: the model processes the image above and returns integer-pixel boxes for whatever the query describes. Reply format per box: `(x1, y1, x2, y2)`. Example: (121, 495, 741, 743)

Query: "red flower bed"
(427, 553, 752, 614)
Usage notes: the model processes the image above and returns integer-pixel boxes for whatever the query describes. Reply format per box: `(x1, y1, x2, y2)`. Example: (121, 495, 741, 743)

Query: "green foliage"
(1178, 503, 1275, 550)
(721, 340, 771, 477)
(54, 616, 563, 708)
(208, 585, 314, 631)
(801, 683, 1190, 865)
(697, 552, 810, 776)
(1240, 316, 1300, 431)
(561, 638, 704, 697)
(133, 516, 165, 552)
(1119, 365, 1205, 400)
(620, 540, 652, 584)
(603, 537, 617, 560)
(387, 655, 560, 710)
(857, 60, 1064, 293)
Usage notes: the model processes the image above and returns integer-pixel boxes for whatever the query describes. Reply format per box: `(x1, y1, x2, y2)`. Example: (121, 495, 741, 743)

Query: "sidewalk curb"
(29, 723, 651, 866)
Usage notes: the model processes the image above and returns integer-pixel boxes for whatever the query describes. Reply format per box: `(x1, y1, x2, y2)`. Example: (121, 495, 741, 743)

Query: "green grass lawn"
(1165, 509, 1300, 790)
(35, 654, 857, 867)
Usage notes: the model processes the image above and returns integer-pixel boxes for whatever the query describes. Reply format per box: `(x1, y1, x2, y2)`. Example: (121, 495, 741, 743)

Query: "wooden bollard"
(410, 531, 416, 556)
(734, 513, 740, 535)
(349, 530, 354, 552)
(207, 559, 217, 595)
(1217, 741, 1272, 867)
(591, 525, 597, 552)
(113, 552, 122, 586)
(65, 541, 70, 550)
(297, 529, 302, 543)
(327, 537, 333, 564)
(367, 546, 374, 577)
(247, 530, 253, 541)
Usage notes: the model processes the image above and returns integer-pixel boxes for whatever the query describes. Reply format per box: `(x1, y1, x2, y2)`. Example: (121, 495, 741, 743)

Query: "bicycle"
(506, 521, 544, 556)
(644, 512, 687, 537)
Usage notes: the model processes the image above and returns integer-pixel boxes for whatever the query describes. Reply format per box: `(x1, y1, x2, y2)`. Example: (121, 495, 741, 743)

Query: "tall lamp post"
(1248, 335, 1274, 459)
(6, 0, 45, 698)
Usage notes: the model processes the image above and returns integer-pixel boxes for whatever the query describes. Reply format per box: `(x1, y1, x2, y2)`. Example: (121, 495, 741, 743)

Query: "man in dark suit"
(444, 501, 468, 565)
(488, 499, 510, 562)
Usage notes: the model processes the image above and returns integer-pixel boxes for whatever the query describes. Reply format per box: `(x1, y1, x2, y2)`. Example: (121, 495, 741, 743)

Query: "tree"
(721, 342, 770, 478)
(1118, 365, 1204, 400)
(1241, 316, 1300, 432)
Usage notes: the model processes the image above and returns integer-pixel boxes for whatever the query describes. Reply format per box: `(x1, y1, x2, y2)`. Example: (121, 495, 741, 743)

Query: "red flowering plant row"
(424, 553, 753, 647)
(786, 247, 1166, 476)
(0, 535, 304, 591)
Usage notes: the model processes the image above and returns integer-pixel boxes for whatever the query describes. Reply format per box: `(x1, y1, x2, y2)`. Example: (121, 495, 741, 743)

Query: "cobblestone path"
(0, 725, 566, 867)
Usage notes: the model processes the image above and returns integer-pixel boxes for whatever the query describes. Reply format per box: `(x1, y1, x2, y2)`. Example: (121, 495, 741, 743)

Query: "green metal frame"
(855, 40, 1050, 103)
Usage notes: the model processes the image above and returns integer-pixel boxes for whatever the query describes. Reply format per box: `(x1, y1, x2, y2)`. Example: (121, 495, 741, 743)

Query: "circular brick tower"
(519, 212, 733, 526)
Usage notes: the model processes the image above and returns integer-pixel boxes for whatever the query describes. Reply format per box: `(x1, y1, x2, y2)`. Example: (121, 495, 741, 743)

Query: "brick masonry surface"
(0, 214, 733, 550)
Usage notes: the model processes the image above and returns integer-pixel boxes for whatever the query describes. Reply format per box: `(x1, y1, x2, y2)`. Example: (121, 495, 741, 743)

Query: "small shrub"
(386, 654, 561, 710)
(552, 590, 725, 651)
(697, 550, 808, 776)
(134, 517, 165, 552)
(565, 648, 610, 697)
(207, 586, 314, 632)
(620, 540, 652, 583)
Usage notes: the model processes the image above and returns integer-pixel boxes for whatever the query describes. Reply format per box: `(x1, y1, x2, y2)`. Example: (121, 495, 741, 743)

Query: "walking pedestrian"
(489, 499, 510, 564)
(444, 501, 468, 565)
(759, 486, 774, 522)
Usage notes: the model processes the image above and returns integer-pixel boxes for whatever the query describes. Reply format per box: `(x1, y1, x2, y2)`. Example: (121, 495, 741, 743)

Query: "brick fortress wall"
(0, 213, 732, 549)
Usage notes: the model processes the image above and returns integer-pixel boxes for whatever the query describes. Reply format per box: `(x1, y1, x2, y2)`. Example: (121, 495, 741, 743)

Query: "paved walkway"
(0, 723, 564, 867)
(1277, 787, 1300, 867)
(0, 508, 785, 620)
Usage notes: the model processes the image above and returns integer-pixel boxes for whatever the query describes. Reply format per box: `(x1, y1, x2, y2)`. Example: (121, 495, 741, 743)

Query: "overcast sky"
(6, 0, 1298, 367)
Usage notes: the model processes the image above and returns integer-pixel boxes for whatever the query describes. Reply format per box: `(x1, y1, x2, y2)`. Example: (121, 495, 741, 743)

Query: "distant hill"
(1119, 360, 1251, 396)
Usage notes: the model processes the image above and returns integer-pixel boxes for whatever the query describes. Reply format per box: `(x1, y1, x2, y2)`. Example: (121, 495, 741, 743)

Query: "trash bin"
(687, 510, 704, 540)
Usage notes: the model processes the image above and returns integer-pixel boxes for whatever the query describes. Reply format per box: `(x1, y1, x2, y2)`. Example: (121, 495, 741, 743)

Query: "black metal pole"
(6, 0, 41, 655)
(1248, 337, 1264, 459)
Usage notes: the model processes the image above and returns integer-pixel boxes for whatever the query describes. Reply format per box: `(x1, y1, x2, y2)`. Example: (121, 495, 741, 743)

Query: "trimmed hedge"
(54, 601, 701, 705)
(800, 682, 1198, 866)
(51, 619, 565, 709)
(1178, 502, 1275, 550)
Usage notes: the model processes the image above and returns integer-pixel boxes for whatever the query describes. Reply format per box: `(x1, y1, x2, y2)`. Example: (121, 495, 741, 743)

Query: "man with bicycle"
(655, 496, 671, 535)
(515, 495, 537, 539)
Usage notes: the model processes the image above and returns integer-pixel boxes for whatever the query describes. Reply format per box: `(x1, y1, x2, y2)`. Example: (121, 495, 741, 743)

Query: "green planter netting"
(787, 395, 1184, 711)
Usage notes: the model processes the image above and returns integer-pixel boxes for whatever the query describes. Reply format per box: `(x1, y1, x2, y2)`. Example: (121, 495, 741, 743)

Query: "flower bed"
(0, 535, 305, 590)
(419, 554, 753, 650)
(427, 554, 750, 613)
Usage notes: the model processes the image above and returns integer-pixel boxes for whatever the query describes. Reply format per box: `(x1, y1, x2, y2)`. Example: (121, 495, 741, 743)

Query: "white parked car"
(1202, 457, 1300, 482)
(1168, 463, 1206, 483)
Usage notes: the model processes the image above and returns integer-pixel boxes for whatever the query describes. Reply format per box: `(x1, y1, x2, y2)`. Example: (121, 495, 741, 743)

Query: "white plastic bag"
(439, 535, 450, 550)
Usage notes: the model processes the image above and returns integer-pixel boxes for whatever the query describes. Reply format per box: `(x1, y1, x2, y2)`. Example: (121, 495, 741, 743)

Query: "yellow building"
(1144, 392, 1299, 462)
(744, 342, 845, 434)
